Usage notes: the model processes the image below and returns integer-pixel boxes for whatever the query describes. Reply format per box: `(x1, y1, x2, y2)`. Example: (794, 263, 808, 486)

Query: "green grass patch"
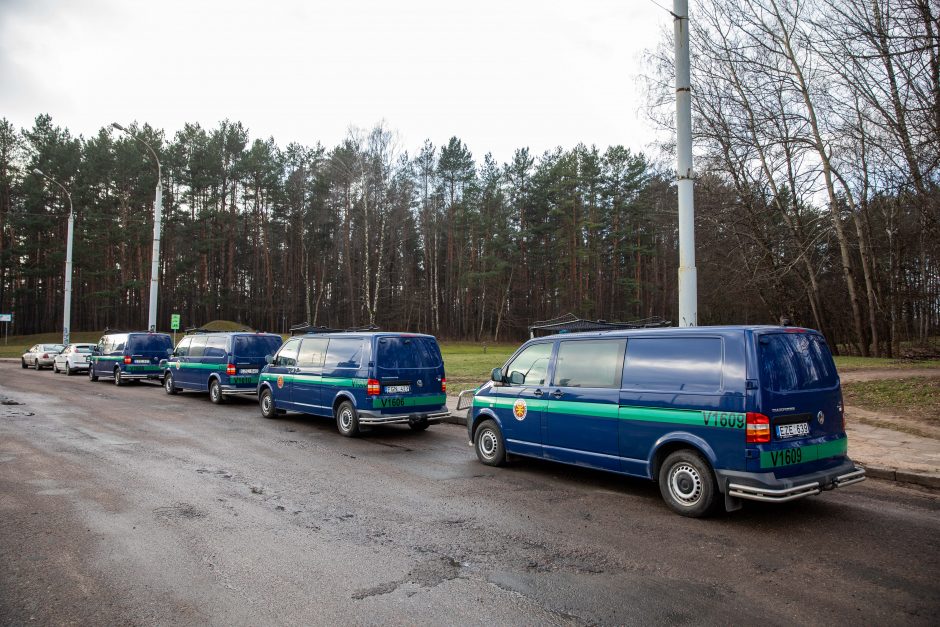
(440, 341, 518, 395)
(0, 331, 104, 358)
(842, 377, 940, 426)
(834, 356, 940, 371)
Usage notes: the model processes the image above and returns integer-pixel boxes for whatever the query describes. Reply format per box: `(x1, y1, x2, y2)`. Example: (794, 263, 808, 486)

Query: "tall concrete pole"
(112, 123, 162, 331)
(149, 164, 162, 332)
(674, 0, 697, 326)
(34, 169, 74, 345)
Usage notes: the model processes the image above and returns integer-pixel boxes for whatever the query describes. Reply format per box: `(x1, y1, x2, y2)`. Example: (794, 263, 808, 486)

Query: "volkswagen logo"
(817, 411, 825, 425)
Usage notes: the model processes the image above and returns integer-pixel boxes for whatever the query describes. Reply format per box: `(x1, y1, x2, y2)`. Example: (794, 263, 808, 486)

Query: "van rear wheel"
(114, 368, 124, 386)
(474, 419, 506, 466)
(209, 379, 225, 404)
(335, 401, 360, 437)
(659, 449, 718, 518)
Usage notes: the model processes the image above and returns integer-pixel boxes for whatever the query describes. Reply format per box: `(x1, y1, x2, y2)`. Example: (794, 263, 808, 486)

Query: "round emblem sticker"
(277, 375, 285, 389)
(175, 361, 181, 369)
(513, 398, 528, 421)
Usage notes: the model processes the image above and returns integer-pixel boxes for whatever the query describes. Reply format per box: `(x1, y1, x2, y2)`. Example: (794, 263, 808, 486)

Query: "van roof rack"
(102, 328, 128, 335)
(288, 322, 382, 336)
(184, 327, 211, 335)
(289, 322, 343, 336)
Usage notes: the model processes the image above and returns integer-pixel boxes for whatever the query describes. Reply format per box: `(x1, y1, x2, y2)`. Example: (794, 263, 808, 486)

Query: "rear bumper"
(716, 459, 866, 503)
(356, 408, 450, 426)
(118, 369, 162, 380)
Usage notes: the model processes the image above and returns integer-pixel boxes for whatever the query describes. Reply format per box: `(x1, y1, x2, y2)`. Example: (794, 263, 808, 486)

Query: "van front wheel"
(474, 419, 506, 466)
(659, 449, 718, 518)
(259, 389, 278, 419)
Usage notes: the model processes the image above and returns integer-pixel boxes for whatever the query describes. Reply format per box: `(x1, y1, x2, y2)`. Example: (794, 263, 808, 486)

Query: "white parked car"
(53, 343, 96, 375)
(21, 343, 65, 370)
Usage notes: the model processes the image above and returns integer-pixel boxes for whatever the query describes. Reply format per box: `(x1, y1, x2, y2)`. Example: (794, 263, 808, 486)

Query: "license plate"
(385, 385, 411, 394)
(134, 359, 149, 364)
(240, 369, 259, 374)
(777, 423, 810, 439)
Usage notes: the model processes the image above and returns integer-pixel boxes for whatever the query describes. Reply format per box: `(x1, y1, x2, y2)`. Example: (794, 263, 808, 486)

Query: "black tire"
(209, 379, 225, 404)
(474, 419, 506, 466)
(66, 364, 74, 376)
(88, 365, 98, 382)
(164, 371, 178, 395)
(21, 359, 27, 369)
(409, 418, 430, 431)
(259, 388, 277, 419)
(335, 400, 360, 437)
(114, 367, 125, 386)
(53, 362, 60, 373)
(33, 359, 40, 371)
(658, 449, 719, 518)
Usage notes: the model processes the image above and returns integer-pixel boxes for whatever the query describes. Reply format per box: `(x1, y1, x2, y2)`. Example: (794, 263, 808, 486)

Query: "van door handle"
(533, 389, 543, 397)
(551, 390, 563, 399)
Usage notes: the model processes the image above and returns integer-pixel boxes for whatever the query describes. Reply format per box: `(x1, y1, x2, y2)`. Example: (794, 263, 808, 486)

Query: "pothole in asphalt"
(153, 502, 207, 520)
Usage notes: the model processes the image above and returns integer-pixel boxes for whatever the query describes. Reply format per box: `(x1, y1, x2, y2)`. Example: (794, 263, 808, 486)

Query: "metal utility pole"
(674, 0, 697, 327)
(112, 123, 162, 332)
(34, 169, 74, 345)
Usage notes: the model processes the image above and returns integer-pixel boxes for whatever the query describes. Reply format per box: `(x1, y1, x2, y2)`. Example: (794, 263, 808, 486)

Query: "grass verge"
(842, 376, 940, 428)
(439, 341, 517, 395)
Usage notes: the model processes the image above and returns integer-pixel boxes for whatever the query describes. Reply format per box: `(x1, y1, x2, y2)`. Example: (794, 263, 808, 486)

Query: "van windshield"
(377, 336, 442, 369)
(127, 335, 173, 353)
(234, 335, 282, 359)
(759, 333, 837, 392)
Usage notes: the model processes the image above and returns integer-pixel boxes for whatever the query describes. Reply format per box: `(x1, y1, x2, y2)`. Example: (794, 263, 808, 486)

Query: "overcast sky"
(0, 0, 671, 164)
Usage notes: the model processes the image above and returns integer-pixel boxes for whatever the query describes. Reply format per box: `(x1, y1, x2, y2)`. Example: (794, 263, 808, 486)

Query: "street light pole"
(674, 0, 697, 327)
(34, 168, 74, 345)
(112, 123, 162, 332)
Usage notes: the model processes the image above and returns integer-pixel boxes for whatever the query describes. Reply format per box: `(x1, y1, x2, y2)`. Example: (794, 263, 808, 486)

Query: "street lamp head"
(111, 122, 126, 132)
(33, 168, 45, 177)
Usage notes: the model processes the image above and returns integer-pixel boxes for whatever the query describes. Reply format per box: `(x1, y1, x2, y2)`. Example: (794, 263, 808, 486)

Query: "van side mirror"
(265, 354, 274, 365)
(92, 347, 100, 355)
(509, 371, 525, 385)
(490, 367, 504, 383)
(166, 348, 174, 357)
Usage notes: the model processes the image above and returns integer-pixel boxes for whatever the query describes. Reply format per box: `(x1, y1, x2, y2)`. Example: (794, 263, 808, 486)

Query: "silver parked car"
(53, 343, 96, 375)
(21, 343, 65, 370)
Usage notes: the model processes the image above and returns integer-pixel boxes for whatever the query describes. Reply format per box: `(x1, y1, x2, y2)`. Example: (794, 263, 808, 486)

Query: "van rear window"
(128, 335, 172, 352)
(376, 337, 442, 369)
(234, 335, 282, 359)
(760, 333, 837, 392)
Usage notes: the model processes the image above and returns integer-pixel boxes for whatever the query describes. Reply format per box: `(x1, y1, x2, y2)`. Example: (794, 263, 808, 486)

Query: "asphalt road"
(1, 362, 938, 626)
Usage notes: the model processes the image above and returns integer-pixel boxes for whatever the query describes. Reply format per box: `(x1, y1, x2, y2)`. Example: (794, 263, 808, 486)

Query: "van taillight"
(367, 379, 381, 396)
(441, 377, 446, 393)
(746, 412, 771, 443)
(226, 364, 236, 375)
(124, 356, 132, 364)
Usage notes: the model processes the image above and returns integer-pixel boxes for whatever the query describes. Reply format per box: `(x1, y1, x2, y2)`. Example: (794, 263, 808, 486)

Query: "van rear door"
(752, 330, 846, 477)
(374, 336, 446, 413)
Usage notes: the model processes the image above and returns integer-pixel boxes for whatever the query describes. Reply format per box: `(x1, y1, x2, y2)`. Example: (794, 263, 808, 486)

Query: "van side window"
(324, 338, 363, 369)
(297, 338, 328, 368)
(622, 337, 722, 392)
(188, 336, 208, 358)
(275, 339, 301, 367)
(505, 343, 552, 386)
(554, 340, 626, 388)
(175, 337, 192, 357)
(204, 336, 228, 359)
(113, 335, 127, 352)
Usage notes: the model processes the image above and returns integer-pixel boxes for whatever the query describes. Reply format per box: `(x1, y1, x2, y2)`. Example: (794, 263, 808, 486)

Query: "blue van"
(257, 332, 449, 436)
(161, 331, 283, 403)
(462, 326, 865, 517)
(88, 331, 174, 386)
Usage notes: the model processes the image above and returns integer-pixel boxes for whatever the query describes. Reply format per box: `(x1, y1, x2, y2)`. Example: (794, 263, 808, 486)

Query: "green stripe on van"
(472, 396, 745, 429)
(258, 374, 368, 387)
(760, 438, 847, 469)
(372, 394, 447, 410)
